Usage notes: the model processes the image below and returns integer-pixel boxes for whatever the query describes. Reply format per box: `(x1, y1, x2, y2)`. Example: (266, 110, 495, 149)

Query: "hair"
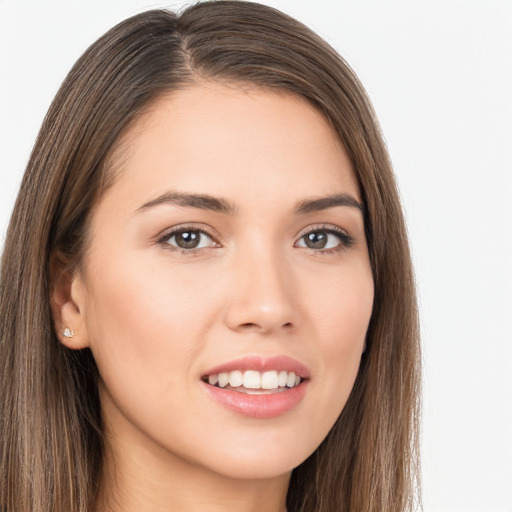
(0, 2, 421, 511)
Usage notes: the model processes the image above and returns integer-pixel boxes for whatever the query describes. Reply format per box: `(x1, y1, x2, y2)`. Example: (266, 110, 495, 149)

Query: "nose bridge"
(223, 236, 298, 333)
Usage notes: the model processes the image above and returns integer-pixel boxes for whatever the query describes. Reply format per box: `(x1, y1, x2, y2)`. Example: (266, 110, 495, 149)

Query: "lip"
(202, 355, 311, 379)
(200, 355, 310, 419)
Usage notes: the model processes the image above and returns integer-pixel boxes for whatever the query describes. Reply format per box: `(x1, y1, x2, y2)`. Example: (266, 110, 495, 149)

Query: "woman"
(0, 2, 421, 511)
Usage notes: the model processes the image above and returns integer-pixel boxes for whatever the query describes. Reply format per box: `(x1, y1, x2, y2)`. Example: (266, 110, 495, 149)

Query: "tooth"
(261, 371, 279, 389)
(286, 372, 296, 387)
(229, 370, 243, 387)
(212, 369, 300, 390)
(243, 370, 261, 389)
(218, 372, 229, 388)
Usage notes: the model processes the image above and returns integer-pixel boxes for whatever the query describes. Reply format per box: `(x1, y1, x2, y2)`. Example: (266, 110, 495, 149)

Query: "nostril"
(238, 321, 294, 333)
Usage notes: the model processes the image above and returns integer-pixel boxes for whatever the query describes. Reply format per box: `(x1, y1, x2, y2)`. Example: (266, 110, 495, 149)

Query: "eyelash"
(157, 223, 354, 256)
(296, 224, 354, 254)
(157, 224, 219, 257)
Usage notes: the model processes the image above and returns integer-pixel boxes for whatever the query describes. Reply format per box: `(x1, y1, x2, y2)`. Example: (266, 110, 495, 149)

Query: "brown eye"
(296, 228, 353, 252)
(163, 229, 216, 250)
(174, 231, 201, 249)
(303, 232, 328, 249)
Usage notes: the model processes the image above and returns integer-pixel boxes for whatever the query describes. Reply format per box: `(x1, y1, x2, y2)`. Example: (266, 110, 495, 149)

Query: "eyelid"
(295, 223, 350, 240)
(156, 223, 222, 251)
(294, 223, 354, 251)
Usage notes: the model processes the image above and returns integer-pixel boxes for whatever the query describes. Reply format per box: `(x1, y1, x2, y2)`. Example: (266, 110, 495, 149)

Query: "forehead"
(103, 81, 360, 209)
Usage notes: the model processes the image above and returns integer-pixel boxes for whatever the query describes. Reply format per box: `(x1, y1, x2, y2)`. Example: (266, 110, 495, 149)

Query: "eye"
(295, 227, 353, 252)
(159, 227, 219, 252)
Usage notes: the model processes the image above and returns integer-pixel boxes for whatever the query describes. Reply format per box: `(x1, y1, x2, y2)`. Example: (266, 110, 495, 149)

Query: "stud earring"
(63, 327, 75, 338)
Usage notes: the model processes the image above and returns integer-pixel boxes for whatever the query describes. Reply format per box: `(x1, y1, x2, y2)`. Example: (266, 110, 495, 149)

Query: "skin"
(53, 82, 374, 512)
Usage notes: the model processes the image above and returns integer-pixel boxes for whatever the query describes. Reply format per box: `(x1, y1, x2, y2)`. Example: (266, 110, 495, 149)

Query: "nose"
(223, 248, 299, 335)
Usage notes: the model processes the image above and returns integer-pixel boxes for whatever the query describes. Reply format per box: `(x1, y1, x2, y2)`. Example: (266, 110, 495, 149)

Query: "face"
(63, 82, 374, 482)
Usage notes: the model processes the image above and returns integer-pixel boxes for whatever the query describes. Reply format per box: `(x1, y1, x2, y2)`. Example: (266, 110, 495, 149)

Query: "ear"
(49, 251, 91, 350)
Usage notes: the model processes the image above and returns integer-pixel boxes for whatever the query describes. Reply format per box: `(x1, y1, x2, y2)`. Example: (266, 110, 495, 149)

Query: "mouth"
(202, 370, 303, 394)
(200, 355, 310, 418)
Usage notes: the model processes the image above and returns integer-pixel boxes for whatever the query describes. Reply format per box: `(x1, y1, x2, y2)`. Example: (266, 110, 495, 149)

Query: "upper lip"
(202, 355, 311, 379)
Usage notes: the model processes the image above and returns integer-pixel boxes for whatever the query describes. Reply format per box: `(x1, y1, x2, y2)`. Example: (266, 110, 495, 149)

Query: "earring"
(63, 327, 75, 338)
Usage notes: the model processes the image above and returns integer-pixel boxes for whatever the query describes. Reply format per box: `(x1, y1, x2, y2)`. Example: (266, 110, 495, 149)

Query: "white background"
(0, 1, 511, 511)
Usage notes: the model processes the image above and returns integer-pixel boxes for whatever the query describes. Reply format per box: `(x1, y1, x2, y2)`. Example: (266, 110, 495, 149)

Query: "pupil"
(176, 231, 200, 249)
(306, 232, 327, 249)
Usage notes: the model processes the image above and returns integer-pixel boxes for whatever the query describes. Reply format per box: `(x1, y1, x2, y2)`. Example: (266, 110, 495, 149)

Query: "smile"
(204, 370, 302, 393)
(200, 356, 309, 418)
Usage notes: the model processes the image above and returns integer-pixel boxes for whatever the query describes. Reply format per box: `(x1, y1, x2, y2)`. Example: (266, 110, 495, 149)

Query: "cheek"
(303, 264, 373, 423)
(307, 259, 374, 353)
(323, 280, 373, 356)
(81, 255, 221, 441)
(82, 252, 216, 388)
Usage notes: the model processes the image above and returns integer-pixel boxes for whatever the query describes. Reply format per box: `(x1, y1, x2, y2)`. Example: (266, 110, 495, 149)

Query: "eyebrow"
(136, 191, 237, 215)
(295, 194, 364, 214)
(136, 190, 364, 215)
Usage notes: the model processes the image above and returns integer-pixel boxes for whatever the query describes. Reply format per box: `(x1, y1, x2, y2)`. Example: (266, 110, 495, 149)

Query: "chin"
(192, 431, 318, 481)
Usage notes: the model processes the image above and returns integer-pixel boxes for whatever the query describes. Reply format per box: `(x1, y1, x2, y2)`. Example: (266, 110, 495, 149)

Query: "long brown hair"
(0, 2, 421, 510)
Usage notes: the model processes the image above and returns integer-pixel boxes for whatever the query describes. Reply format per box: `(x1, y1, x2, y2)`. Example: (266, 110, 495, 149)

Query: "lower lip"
(200, 381, 308, 419)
